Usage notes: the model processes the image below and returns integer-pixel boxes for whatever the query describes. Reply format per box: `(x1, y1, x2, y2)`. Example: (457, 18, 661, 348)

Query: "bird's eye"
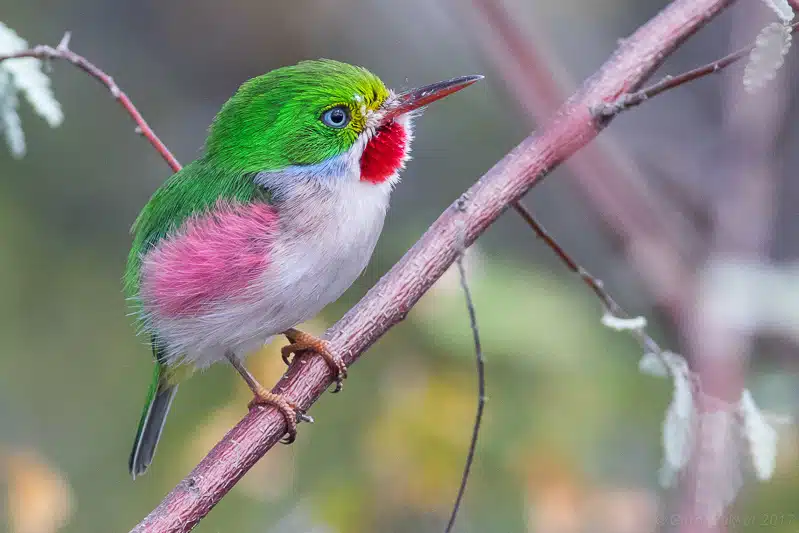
(321, 106, 351, 129)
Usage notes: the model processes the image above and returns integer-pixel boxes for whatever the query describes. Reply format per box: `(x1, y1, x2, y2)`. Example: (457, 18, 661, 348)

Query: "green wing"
(125, 161, 271, 476)
(123, 160, 270, 298)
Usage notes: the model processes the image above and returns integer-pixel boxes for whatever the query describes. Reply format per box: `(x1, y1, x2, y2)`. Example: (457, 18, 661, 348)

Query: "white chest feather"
(260, 178, 390, 334)
(154, 162, 395, 368)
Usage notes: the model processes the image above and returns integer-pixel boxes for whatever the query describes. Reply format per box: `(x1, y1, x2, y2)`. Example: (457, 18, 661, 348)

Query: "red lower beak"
(381, 74, 483, 122)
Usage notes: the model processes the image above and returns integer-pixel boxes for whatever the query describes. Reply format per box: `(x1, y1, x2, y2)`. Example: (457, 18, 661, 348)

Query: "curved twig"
(444, 201, 486, 533)
(0, 32, 182, 173)
(511, 201, 663, 356)
(593, 20, 799, 119)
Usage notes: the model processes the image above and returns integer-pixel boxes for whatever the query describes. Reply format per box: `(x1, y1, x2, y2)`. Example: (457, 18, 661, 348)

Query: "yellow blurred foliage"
(3, 449, 74, 533)
(521, 454, 657, 533)
(311, 481, 373, 533)
(363, 362, 478, 511)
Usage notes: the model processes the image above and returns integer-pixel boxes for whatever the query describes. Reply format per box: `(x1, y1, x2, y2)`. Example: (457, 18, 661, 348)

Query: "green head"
(204, 59, 482, 181)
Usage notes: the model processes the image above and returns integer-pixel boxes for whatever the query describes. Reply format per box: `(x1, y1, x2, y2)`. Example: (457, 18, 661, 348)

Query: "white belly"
(154, 177, 391, 369)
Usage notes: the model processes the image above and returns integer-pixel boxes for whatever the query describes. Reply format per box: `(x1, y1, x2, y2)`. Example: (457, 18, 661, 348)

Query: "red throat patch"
(359, 121, 408, 184)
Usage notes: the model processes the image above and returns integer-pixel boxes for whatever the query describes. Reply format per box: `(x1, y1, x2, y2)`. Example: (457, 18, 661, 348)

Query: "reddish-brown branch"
(594, 21, 799, 118)
(470, 0, 793, 322)
(119, 1, 735, 531)
(0, 33, 183, 173)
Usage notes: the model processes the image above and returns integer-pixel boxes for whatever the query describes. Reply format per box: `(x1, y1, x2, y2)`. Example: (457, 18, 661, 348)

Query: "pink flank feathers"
(140, 202, 279, 319)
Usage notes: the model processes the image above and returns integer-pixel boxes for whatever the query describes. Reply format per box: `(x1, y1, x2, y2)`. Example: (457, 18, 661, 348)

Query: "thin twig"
(511, 201, 664, 357)
(445, 201, 486, 533)
(0, 32, 183, 173)
(593, 21, 799, 119)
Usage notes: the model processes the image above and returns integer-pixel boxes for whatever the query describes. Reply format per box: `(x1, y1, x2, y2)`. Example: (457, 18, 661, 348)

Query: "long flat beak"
(381, 74, 483, 122)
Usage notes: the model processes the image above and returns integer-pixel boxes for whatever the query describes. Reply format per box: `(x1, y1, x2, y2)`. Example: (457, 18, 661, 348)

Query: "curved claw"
(329, 356, 348, 393)
(281, 329, 348, 392)
(280, 411, 314, 444)
(281, 345, 295, 366)
(248, 394, 312, 445)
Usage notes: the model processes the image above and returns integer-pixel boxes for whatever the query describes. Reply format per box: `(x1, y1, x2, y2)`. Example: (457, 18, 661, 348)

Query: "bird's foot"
(224, 350, 311, 444)
(281, 328, 348, 393)
(248, 388, 313, 444)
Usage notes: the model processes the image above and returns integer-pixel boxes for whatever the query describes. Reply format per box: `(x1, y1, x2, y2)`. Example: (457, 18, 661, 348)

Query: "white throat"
(253, 112, 413, 201)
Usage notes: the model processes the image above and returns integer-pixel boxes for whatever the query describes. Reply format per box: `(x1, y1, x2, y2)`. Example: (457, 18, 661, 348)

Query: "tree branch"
(0, 32, 182, 173)
(677, 5, 788, 526)
(468, 0, 794, 324)
(123, 1, 736, 531)
(593, 20, 799, 119)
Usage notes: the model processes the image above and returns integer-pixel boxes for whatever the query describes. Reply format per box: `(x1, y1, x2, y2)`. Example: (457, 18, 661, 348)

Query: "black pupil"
(330, 108, 345, 124)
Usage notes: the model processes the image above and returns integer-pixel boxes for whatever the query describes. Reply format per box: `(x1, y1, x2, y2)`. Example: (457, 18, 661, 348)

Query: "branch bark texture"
(126, 1, 735, 531)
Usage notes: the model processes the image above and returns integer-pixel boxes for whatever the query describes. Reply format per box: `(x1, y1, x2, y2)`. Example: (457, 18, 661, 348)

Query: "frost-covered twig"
(594, 20, 799, 118)
(473, 0, 792, 527)
(671, 5, 792, 524)
(0, 31, 182, 172)
(0, 22, 63, 157)
(761, 0, 795, 22)
(512, 203, 697, 487)
(512, 201, 788, 525)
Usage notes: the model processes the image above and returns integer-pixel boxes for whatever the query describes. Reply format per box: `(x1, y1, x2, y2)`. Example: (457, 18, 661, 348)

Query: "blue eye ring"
(321, 106, 351, 129)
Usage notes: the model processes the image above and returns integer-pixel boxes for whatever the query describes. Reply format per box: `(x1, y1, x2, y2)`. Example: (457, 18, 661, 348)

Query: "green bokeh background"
(2, 1, 799, 532)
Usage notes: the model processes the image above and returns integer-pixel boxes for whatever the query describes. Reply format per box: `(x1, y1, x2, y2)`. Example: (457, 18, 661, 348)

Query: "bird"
(124, 58, 481, 478)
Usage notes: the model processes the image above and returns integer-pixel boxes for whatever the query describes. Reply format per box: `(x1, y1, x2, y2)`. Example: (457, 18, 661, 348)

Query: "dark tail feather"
(129, 363, 177, 479)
